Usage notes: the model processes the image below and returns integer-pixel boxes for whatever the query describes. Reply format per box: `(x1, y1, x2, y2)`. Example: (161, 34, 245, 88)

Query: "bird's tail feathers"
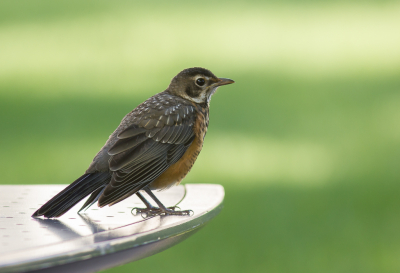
(78, 186, 107, 213)
(32, 172, 111, 218)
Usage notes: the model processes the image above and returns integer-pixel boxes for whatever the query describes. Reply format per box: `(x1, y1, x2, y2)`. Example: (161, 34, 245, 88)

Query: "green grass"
(1, 0, 400, 272)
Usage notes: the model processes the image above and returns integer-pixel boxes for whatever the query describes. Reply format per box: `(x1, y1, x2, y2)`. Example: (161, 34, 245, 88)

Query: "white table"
(0, 184, 224, 273)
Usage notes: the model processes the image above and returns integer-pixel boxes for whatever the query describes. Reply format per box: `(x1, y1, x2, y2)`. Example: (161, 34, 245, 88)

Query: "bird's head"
(167, 67, 234, 106)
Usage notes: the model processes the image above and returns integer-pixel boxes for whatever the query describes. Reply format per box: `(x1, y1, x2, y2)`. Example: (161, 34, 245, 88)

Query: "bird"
(32, 67, 234, 218)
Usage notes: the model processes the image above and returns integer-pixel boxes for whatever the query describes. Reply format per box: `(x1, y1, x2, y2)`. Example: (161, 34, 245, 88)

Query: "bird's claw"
(131, 207, 159, 218)
(131, 206, 193, 218)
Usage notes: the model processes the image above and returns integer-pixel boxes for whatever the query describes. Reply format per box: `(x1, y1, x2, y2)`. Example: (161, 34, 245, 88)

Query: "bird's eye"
(196, 78, 205, 87)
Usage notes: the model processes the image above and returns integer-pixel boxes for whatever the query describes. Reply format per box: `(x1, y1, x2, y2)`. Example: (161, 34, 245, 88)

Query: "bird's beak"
(216, 78, 235, 86)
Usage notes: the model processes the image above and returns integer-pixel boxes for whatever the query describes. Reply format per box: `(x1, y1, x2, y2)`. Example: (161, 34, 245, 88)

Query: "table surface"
(0, 184, 224, 273)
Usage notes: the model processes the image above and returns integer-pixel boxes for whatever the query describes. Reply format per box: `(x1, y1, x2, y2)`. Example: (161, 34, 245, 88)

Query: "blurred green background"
(1, 0, 400, 272)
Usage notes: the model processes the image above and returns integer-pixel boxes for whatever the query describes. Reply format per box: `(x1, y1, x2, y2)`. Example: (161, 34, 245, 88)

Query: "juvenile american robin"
(32, 67, 234, 218)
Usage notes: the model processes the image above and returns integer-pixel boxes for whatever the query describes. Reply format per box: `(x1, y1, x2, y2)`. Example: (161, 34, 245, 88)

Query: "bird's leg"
(143, 188, 193, 216)
(131, 192, 162, 216)
(136, 192, 155, 209)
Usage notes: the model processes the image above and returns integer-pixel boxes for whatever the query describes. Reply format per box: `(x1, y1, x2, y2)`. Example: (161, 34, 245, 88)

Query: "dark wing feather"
(117, 124, 146, 139)
(108, 134, 148, 155)
(109, 138, 157, 171)
(99, 103, 196, 207)
(176, 125, 195, 144)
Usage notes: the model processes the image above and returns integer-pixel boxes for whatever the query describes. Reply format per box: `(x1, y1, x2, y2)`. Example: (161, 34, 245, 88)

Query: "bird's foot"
(161, 206, 194, 216)
(131, 206, 193, 218)
(131, 206, 160, 217)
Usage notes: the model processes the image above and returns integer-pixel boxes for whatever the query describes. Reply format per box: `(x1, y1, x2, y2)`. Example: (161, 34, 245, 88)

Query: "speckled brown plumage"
(149, 104, 209, 192)
(32, 67, 234, 218)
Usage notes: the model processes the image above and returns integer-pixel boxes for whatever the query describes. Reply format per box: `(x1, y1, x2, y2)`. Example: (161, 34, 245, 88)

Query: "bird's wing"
(98, 102, 197, 207)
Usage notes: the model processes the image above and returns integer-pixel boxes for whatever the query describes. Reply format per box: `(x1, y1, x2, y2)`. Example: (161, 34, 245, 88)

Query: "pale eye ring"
(196, 78, 205, 87)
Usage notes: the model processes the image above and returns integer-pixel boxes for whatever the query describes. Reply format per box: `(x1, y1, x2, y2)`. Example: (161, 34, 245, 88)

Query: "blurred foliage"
(1, 0, 400, 272)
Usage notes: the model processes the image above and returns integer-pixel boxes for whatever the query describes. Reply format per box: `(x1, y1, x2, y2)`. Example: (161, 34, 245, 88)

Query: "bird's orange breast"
(149, 108, 208, 190)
